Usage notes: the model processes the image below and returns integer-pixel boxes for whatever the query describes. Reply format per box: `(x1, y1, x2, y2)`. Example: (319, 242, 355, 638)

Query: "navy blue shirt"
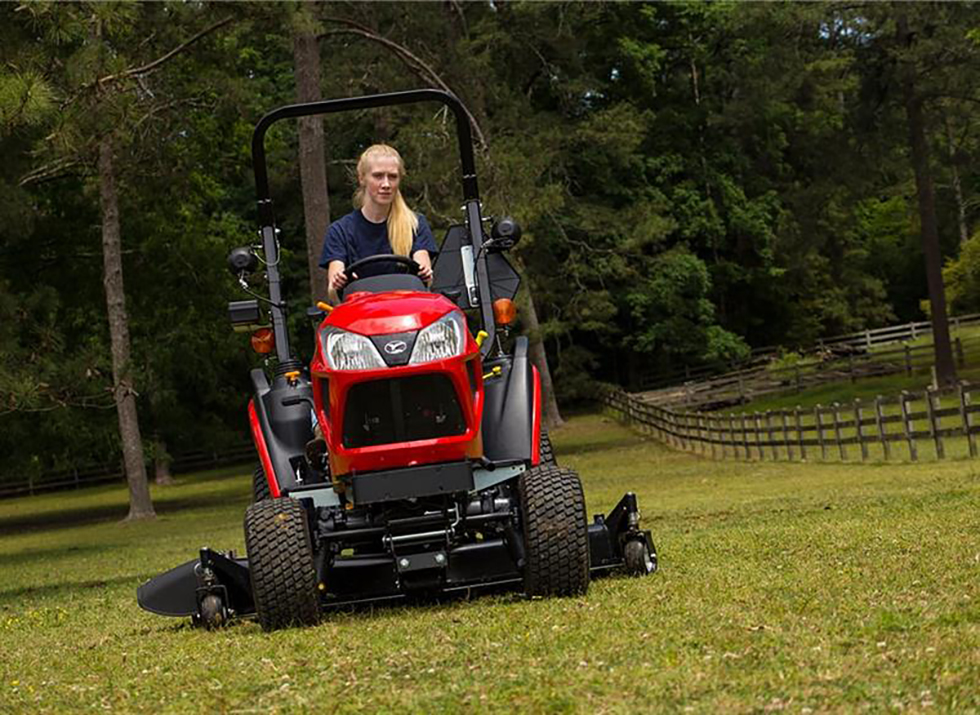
(319, 209, 437, 277)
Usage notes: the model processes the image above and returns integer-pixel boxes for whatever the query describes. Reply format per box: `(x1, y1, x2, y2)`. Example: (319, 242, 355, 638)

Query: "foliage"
(1, 2, 980, 481)
(943, 229, 980, 313)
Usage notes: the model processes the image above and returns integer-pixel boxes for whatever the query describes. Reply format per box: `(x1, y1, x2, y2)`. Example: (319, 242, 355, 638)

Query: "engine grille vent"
(342, 374, 466, 448)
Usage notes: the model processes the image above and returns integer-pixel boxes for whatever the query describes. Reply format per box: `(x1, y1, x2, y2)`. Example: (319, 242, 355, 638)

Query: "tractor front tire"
(244, 498, 320, 631)
(539, 429, 557, 466)
(519, 465, 589, 597)
(252, 464, 271, 503)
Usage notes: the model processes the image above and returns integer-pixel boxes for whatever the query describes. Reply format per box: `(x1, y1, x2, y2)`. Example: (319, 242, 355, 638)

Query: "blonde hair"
(354, 144, 418, 257)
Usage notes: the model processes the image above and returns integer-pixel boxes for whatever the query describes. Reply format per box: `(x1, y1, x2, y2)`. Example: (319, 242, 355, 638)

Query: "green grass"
(4, 415, 980, 712)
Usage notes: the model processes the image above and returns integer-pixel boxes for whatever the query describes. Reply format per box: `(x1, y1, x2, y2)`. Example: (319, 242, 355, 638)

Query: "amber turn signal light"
(250, 327, 275, 354)
(493, 298, 517, 326)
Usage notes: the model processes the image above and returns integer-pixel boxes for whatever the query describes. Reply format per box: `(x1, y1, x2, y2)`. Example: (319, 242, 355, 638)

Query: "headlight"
(321, 328, 386, 371)
(409, 312, 466, 365)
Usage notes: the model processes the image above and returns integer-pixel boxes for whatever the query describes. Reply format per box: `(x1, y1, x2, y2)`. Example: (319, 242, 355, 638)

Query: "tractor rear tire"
(244, 498, 320, 631)
(539, 429, 557, 466)
(519, 465, 589, 597)
(252, 464, 271, 503)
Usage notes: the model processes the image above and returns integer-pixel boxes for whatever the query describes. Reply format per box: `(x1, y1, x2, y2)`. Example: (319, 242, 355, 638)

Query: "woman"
(319, 144, 436, 302)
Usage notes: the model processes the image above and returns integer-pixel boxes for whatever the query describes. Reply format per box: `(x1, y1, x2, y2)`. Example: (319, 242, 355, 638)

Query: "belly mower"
(137, 89, 657, 631)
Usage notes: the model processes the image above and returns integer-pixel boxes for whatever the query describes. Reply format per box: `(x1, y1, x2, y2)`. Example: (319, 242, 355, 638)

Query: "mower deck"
(137, 492, 656, 626)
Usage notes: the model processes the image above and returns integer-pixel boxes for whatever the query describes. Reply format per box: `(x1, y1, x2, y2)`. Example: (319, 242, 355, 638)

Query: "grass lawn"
(3, 414, 980, 712)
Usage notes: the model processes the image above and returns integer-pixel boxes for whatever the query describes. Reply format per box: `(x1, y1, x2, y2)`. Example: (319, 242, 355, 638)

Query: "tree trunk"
(154, 435, 174, 486)
(522, 285, 563, 429)
(944, 114, 970, 245)
(293, 20, 331, 302)
(99, 137, 155, 519)
(898, 14, 957, 386)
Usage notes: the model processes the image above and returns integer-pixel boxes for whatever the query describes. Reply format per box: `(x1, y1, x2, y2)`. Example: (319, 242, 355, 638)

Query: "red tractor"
(138, 89, 656, 631)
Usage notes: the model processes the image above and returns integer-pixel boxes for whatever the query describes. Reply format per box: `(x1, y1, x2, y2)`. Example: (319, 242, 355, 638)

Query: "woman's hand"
(413, 250, 433, 284)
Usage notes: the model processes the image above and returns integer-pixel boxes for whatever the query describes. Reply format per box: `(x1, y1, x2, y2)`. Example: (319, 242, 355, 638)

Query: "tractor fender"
(481, 336, 539, 464)
(249, 369, 314, 496)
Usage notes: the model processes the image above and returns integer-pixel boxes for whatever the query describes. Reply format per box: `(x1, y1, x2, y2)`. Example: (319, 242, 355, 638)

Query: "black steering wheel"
(344, 254, 421, 280)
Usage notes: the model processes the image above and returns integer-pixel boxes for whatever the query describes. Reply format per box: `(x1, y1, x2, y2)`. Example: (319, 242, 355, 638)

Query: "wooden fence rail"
(637, 312, 980, 392)
(0, 441, 255, 499)
(644, 334, 977, 411)
(604, 383, 980, 463)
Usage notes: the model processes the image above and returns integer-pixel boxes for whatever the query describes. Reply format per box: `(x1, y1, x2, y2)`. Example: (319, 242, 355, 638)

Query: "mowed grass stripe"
(1, 414, 979, 713)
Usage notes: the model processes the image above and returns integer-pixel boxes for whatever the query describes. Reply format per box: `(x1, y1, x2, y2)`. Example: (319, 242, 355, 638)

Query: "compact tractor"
(137, 89, 656, 630)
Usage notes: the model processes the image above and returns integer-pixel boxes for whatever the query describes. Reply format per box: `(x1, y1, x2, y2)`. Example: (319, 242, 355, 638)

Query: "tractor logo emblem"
(384, 340, 407, 355)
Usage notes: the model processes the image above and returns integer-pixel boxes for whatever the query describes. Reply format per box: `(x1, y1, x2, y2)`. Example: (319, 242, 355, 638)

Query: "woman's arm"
(327, 260, 347, 304)
(412, 250, 433, 285)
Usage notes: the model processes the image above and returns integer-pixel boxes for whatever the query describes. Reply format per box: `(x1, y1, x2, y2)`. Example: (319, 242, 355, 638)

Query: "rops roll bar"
(249, 89, 496, 362)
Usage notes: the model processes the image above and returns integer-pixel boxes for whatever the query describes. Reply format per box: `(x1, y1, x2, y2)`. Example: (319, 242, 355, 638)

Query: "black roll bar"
(249, 88, 497, 362)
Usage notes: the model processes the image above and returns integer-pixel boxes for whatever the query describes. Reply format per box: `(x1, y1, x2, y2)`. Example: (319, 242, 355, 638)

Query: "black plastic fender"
(481, 336, 535, 463)
(250, 368, 315, 495)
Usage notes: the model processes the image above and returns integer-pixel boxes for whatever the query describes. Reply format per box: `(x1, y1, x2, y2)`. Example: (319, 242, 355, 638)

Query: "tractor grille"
(342, 374, 466, 448)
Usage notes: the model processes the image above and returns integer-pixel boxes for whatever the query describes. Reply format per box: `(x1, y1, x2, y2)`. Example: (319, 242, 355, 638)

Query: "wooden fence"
(637, 313, 980, 392)
(0, 440, 255, 499)
(604, 383, 980, 462)
(644, 335, 975, 411)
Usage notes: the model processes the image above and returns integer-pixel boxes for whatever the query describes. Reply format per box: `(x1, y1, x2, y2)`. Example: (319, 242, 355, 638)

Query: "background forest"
(1, 2, 979, 492)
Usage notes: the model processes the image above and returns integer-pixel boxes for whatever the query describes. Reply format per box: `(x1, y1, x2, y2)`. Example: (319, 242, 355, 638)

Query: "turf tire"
(244, 498, 320, 631)
(539, 429, 557, 466)
(519, 465, 589, 597)
(252, 464, 272, 503)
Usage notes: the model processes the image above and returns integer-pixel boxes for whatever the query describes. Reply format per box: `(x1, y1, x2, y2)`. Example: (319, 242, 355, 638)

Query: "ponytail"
(354, 144, 418, 257)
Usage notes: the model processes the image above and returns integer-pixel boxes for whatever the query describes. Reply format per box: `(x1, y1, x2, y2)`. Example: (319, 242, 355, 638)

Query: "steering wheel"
(344, 254, 421, 280)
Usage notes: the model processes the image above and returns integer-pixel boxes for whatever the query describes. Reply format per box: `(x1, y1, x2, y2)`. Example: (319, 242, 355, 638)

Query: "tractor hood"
(326, 291, 458, 335)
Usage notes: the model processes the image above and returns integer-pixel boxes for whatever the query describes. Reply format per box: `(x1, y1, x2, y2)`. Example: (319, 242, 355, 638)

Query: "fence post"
(728, 412, 738, 459)
(781, 410, 793, 460)
(765, 411, 777, 460)
(833, 402, 846, 461)
(815, 405, 827, 460)
(956, 336, 965, 369)
(741, 414, 750, 460)
(900, 391, 918, 461)
(752, 413, 763, 460)
(865, 328, 872, 350)
(959, 381, 978, 458)
(874, 395, 890, 461)
(910, 321, 918, 340)
(854, 399, 868, 461)
(904, 344, 912, 375)
(848, 354, 856, 384)
(927, 388, 945, 460)
(795, 406, 806, 460)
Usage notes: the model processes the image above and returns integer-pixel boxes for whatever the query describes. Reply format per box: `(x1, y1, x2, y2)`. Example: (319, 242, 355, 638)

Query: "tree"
(293, 4, 331, 302)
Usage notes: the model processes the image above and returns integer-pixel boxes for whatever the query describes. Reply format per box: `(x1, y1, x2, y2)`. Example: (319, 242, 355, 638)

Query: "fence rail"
(604, 383, 980, 463)
(642, 335, 976, 411)
(638, 313, 980, 392)
(0, 441, 255, 499)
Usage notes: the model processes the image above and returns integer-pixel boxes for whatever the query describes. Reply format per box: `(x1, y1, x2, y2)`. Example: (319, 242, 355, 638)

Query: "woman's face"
(361, 155, 401, 209)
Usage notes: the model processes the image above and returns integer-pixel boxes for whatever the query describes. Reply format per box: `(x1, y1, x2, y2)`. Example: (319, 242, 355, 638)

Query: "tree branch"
(95, 15, 234, 88)
(319, 17, 488, 151)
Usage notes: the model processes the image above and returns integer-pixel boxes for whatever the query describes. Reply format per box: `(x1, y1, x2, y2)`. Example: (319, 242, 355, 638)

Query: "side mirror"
(227, 246, 258, 276)
(487, 217, 522, 252)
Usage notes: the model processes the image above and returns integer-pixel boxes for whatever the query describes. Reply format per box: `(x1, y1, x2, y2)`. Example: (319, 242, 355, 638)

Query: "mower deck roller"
(137, 88, 657, 630)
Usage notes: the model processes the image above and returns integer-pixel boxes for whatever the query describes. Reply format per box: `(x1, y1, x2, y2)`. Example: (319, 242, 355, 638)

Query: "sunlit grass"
(2, 414, 980, 712)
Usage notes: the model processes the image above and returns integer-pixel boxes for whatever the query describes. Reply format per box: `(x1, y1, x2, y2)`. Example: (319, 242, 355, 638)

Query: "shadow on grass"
(557, 435, 648, 457)
(0, 491, 245, 537)
(0, 573, 138, 606)
(0, 544, 110, 569)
